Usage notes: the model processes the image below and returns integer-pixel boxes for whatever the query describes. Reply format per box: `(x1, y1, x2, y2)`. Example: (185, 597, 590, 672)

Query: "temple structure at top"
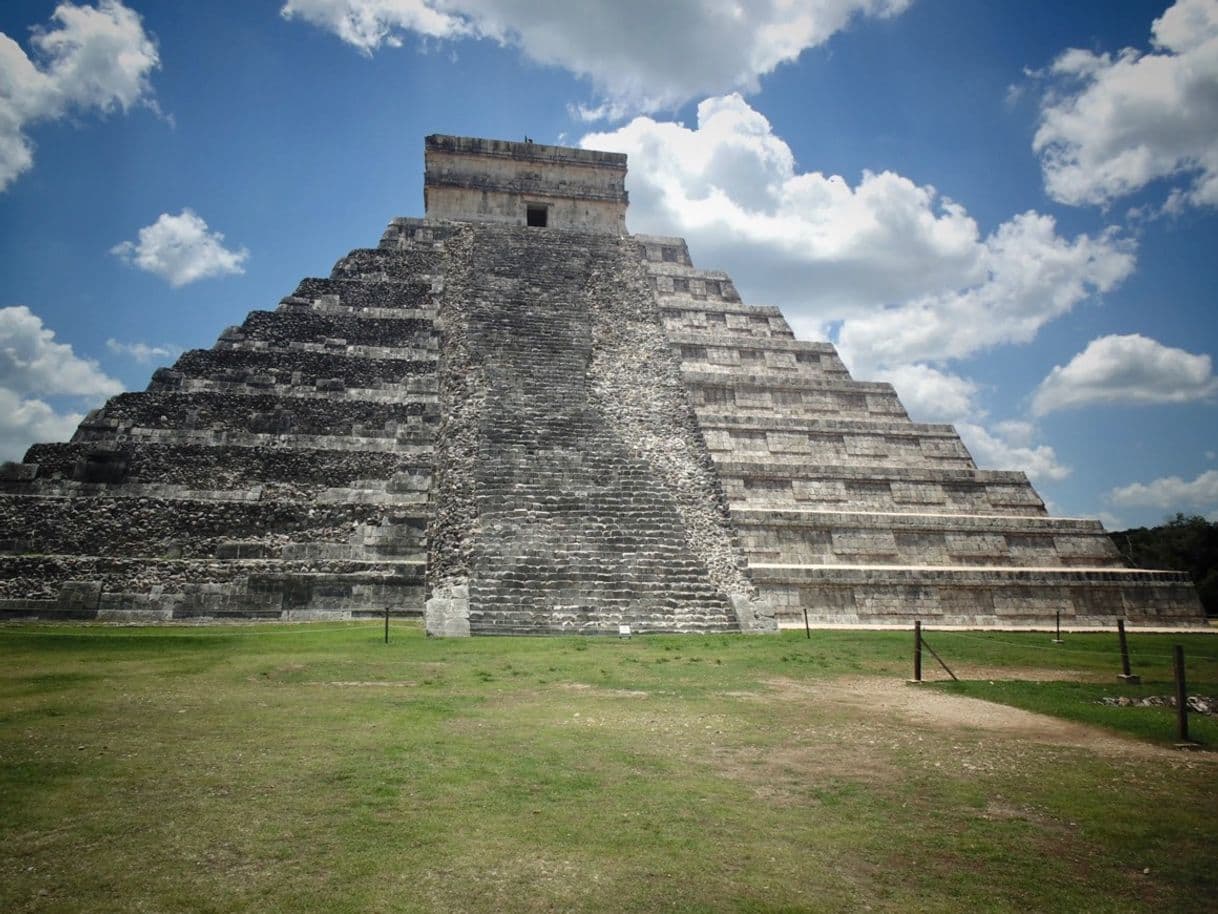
(0, 135, 1203, 632)
(423, 134, 628, 233)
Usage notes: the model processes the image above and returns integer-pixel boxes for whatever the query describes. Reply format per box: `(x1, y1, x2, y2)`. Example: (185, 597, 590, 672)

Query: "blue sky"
(1, 0, 1216, 529)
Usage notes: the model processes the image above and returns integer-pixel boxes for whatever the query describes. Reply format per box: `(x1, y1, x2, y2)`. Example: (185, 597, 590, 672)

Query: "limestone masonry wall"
(636, 236, 1203, 626)
(424, 134, 628, 233)
(0, 137, 1203, 629)
(1, 219, 443, 622)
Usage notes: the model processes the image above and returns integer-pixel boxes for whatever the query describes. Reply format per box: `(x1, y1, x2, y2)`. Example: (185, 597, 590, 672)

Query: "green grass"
(1, 623, 1216, 913)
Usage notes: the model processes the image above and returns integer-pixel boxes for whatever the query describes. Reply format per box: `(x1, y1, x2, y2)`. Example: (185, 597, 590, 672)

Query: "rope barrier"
(911, 628, 1218, 664)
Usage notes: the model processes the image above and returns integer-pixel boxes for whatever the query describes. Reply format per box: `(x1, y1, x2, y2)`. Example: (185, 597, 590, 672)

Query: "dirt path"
(767, 676, 1217, 763)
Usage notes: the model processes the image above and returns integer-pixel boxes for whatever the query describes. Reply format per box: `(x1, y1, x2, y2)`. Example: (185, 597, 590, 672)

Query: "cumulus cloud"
(0, 0, 160, 191)
(1032, 0, 1218, 209)
(111, 210, 249, 287)
(873, 363, 980, 423)
(0, 389, 84, 461)
(281, 0, 911, 114)
(1109, 469, 1218, 516)
(586, 95, 985, 316)
(280, 0, 469, 51)
(0, 305, 122, 461)
(105, 338, 182, 364)
(583, 95, 1136, 377)
(835, 215, 1134, 376)
(1032, 333, 1218, 415)
(957, 421, 1071, 483)
(0, 305, 122, 398)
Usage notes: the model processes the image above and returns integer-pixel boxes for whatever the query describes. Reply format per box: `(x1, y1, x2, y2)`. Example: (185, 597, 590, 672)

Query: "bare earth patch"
(766, 676, 1217, 763)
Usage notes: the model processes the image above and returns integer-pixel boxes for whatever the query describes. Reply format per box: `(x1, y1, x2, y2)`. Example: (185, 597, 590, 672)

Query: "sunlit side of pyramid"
(0, 135, 1203, 631)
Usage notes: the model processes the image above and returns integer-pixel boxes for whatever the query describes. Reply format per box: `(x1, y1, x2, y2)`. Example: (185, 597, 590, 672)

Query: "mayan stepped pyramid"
(0, 135, 1203, 633)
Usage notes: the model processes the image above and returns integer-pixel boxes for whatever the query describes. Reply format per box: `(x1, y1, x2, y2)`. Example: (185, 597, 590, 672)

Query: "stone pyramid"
(0, 135, 1203, 632)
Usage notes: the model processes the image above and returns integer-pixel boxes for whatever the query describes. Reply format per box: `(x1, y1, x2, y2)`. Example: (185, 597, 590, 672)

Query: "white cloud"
(834, 214, 1134, 376)
(1032, 0, 1218, 209)
(0, 305, 121, 461)
(0, 389, 85, 462)
(1032, 333, 1218, 415)
(0, 305, 122, 398)
(1109, 469, 1218, 515)
(0, 389, 86, 461)
(111, 210, 249, 287)
(583, 95, 1136, 377)
(1096, 510, 1127, 531)
(586, 95, 985, 317)
(0, 0, 160, 191)
(105, 338, 182, 364)
(957, 421, 1071, 483)
(281, 0, 911, 115)
(280, 0, 470, 52)
(874, 363, 980, 423)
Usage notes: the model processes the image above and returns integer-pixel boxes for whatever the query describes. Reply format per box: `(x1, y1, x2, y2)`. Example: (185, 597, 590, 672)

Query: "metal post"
(910, 620, 923, 683)
(1174, 645, 1194, 746)
(1052, 610, 1062, 644)
(384, 605, 390, 644)
(1117, 619, 1140, 684)
(802, 607, 811, 640)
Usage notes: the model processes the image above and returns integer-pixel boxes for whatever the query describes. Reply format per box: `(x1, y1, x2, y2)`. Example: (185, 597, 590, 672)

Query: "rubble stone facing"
(423, 221, 752, 634)
(0, 223, 444, 622)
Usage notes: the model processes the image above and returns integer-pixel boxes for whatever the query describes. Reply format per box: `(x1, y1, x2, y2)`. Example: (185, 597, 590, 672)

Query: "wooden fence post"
(1117, 619, 1140, 684)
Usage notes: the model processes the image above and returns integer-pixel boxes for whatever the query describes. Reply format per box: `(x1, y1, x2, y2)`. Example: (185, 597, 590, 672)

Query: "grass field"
(2, 622, 1216, 913)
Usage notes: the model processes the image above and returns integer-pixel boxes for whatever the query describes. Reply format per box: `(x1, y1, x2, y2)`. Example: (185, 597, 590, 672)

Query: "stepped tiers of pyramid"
(0, 135, 1203, 632)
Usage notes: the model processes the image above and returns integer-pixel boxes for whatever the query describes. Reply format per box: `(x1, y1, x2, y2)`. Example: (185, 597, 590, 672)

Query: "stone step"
(216, 340, 438, 361)
(644, 262, 742, 302)
(283, 275, 436, 312)
(378, 216, 463, 250)
(696, 413, 958, 435)
(0, 493, 427, 560)
(717, 461, 1044, 515)
(686, 372, 907, 420)
(164, 378, 438, 404)
(73, 390, 438, 441)
(731, 507, 1123, 568)
(669, 330, 842, 358)
(220, 309, 436, 350)
(704, 426, 974, 469)
(748, 562, 1202, 626)
(330, 247, 448, 282)
(0, 554, 424, 601)
(37, 428, 433, 455)
(167, 347, 436, 390)
(657, 296, 785, 319)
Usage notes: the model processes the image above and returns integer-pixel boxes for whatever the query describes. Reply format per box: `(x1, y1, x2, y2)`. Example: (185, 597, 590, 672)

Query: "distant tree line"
(1110, 514, 1218, 617)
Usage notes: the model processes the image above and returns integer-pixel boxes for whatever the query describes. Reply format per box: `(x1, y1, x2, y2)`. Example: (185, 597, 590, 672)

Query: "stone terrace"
(0, 224, 454, 622)
(635, 234, 1202, 627)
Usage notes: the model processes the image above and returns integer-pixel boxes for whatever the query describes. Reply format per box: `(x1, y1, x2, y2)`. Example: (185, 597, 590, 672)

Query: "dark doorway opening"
(526, 204, 548, 227)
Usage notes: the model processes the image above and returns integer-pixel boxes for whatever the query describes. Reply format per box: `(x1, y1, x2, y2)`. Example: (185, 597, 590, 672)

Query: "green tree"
(1110, 514, 1218, 616)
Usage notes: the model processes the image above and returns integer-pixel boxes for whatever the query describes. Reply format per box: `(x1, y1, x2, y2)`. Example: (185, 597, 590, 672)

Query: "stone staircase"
(636, 234, 1202, 626)
(426, 223, 747, 634)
